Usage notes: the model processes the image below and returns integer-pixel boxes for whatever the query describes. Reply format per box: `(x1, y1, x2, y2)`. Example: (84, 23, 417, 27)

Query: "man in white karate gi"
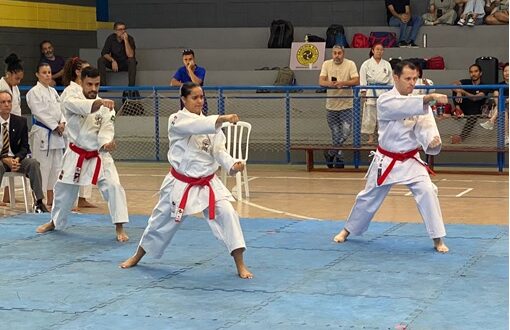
(36, 67, 129, 242)
(334, 60, 449, 253)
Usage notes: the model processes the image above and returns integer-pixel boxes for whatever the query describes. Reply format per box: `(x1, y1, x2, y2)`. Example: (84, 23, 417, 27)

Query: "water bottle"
(305, 34, 309, 42)
(422, 34, 427, 48)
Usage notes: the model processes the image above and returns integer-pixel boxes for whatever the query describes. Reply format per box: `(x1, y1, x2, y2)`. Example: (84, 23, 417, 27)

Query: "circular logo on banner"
(296, 44, 320, 66)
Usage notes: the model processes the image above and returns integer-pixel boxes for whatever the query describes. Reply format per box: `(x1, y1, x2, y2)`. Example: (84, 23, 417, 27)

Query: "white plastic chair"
(221, 121, 251, 201)
(4, 172, 32, 213)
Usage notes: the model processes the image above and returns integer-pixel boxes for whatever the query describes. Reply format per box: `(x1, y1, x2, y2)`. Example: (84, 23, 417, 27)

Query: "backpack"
(369, 32, 397, 48)
(389, 57, 402, 69)
(326, 24, 349, 48)
(427, 56, 445, 70)
(268, 20, 294, 48)
(351, 33, 370, 48)
(274, 67, 296, 86)
(305, 34, 325, 43)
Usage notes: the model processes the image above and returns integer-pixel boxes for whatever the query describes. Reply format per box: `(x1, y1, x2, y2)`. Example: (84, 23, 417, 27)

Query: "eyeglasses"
(116, 28, 126, 31)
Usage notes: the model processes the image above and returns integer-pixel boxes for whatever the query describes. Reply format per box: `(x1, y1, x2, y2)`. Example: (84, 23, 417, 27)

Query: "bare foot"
(77, 197, 97, 208)
(71, 206, 80, 212)
(36, 221, 55, 233)
(116, 223, 129, 242)
(120, 247, 146, 268)
(333, 228, 350, 243)
(232, 248, 253, 279)
(433, 238, 449, 253)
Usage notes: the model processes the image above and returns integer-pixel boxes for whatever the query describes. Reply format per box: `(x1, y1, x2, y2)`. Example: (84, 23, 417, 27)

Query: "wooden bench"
(290, 144, 376, 171)
(426, 146, 508, 173)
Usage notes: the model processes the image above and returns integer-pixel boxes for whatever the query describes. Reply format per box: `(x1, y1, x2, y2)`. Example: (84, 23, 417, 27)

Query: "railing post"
(153, 88, 160, 161)
(497, 86, 505, 172)
(352, 87, 361, 168)
(218, 88, 225, 115)
(285, 89, 291, 163)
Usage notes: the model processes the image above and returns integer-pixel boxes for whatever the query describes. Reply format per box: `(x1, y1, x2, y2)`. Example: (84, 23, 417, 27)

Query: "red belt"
(376, 146, 435, 186)
(171, 168, 215, 222)
(69, 143, 101, 185)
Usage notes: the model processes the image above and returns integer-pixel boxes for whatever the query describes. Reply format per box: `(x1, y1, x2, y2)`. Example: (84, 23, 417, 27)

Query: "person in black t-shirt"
(39, 40, 66, 86)
(480, 63, 509, 144)
(97, 22, 137, 86)
(451, 64, 491, 143)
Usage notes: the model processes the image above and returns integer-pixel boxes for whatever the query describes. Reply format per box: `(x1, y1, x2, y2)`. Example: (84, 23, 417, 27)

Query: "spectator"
(385, 0, 423, 47)
(412, 65, 435, 95)
(39, 40, 66, 86)
(457, 0, 486, 25)
(359, 43, 393, 145)
(0, 90, 49, 213)
(97, 22, 137, 86)
(485, 0, 509, 24)
(451, 64, 491, 144)
(319, 45, 360, 168)
(170, 49, 208, 114)
(423, 0, 458, 25)
(480, 63, 509, 145)
(26, 62, 66, 208)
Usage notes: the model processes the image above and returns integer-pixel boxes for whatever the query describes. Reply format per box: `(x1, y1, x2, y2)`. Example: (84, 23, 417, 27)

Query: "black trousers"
(97, 57, 137, 86)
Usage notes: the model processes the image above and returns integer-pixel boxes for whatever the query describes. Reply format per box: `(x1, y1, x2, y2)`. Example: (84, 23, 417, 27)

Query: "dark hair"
(182, 49, 195, 57)
(62, 57, 88, 86)
(180, 82, 201, 98)
(36, 61, 51, 73)
(469, 63, 482, 72)
(4, 53, 23, 74)
(503, 62, 509, 70)
(393, 60, 417, 76)
(39, 40, 52, 52)
(114, 22, 126, 30)
(369, 43, 383, 58)
(80, 66, 100, 81)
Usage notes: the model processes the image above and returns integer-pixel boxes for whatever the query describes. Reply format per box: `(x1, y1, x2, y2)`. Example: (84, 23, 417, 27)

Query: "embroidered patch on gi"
(170, 115, 178, 126)
(110, 114, 115, 122)
(200, 137, 211, 153)
(59, 170, 64, 180)
(94, 113, 103, 126)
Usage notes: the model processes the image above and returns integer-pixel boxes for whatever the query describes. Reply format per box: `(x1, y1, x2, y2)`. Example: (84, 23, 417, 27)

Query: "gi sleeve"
(26, 88, 60, 130)
(63, 97, 96, 116)
(414, 108, 441, 155)
(378, 91, 427, 121)
(212, 130, 236, 175)
(169, 113, 218, 136)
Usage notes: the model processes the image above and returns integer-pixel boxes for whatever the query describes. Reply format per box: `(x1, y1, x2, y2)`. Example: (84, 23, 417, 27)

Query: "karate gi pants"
(361, 103, 377, 135)
(344, 175, 446, 239)
(138, 182, 246, 258)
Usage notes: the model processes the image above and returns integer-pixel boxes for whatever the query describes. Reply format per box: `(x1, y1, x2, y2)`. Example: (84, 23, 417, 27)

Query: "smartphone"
(331, 77, 337, 81)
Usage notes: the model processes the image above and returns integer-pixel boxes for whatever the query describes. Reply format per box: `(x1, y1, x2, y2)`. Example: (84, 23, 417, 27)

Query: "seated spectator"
(97, 22, 137, 86)
(423, 0, 458, 25)
(39, 40, 66, 86)
(170, 49, 208, 114)
(412, 65, 435, 95)
(485, 0, 509, 24)
(480, 63, 509, 144)
(385, 0, 423, 47)
(451, 64, 491, 144)
(457, 0, 486, 25)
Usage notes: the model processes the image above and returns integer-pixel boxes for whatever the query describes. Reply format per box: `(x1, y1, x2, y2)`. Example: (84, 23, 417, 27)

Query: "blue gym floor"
(0, 213, 508, 330)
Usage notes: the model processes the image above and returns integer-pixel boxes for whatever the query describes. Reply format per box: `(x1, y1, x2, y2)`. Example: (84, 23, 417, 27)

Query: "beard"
(84, 91, 97, 99)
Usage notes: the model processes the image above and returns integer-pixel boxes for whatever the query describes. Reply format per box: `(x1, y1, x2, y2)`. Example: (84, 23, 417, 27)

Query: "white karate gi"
(359, 57, 393, 135)
(344, 87, 446, 239)
(51, 91, 129, 230)
(138, 108, 246, 258)
(412, 78, 435, 96)
(60, 81, 92, 199)
(26, 82, 66, 192)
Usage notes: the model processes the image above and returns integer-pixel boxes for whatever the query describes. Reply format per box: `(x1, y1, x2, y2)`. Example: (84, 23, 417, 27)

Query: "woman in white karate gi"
(26, 62, 66, 207)
(61, 57, 97, 209)
(121, 82, 253, 279)
(359, 43, 393, 145)
(334, 61, 449, 253)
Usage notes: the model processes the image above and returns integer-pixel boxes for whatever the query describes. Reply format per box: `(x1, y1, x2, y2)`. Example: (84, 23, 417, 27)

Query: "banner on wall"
(289, 42, 326, 70)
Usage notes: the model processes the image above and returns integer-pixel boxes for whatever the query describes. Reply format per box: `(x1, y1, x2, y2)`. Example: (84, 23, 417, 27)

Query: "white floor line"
(240, 199, 321, 221)
(456, 188, 474, 197)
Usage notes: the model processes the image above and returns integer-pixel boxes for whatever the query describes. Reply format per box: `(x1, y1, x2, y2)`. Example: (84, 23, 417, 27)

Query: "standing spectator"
(412, 65, 435, 96)
(386, 0, 423, 47)
(170, 49, 208, 114)
(457, 0, 486, 25)
(97, 22, 137, 86)
(451, 64, 491, 144)
(39, 40, 66, 86)
(485, 0, 509, 24)
(423, 0, 458, 25)
(480, 63, 509, 145)
(26, 62, 66, 208)
(360, 43, 393, 145)
(319, 45, 360, 168)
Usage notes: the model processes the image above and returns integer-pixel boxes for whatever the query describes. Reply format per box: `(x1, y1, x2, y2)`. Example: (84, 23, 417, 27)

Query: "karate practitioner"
(359, 43, 393, 145)
(61, 57, 97, 209)
(36, 67, 129, 242)
(120, 82, 253, 279)
(333, 61, 449, 253)
(26, 62, 66, 207)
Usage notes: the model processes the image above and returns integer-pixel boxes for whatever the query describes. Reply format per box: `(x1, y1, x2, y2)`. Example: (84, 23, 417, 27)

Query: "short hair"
(393, 60, 417, 76)
(39, 40, 52, 52)
(332, 45, 344, 50)
(114, 22, 126, 30)
(80, 66, 100, 81)
(0, 89, 12, 99)
(180, 82, 201, 98)
(504, 62, 509, 70)
(182, 49, 195, 57)
(469, 64, 482, 72)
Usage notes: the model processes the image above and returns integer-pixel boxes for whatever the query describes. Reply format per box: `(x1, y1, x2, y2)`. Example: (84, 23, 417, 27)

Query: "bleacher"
(79, 25, 509, 86)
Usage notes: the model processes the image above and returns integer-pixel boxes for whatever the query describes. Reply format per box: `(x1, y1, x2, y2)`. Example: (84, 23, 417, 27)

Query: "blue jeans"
(326, 109, 352, 160)
(388, 15, 423, 43)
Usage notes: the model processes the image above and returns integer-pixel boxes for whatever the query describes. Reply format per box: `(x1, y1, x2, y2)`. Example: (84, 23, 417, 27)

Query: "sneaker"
(397, 41, 408, 47)
(467, 17, 475, 26)
(424, 20, 435, 26)
(480, 121, 494, 130)
(323, 151, 335, 169)
(34, 202, 50, 213)
(457, 18, 466, 26)
(334, 156, 345, 169)
(408, 42, 419, 48)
